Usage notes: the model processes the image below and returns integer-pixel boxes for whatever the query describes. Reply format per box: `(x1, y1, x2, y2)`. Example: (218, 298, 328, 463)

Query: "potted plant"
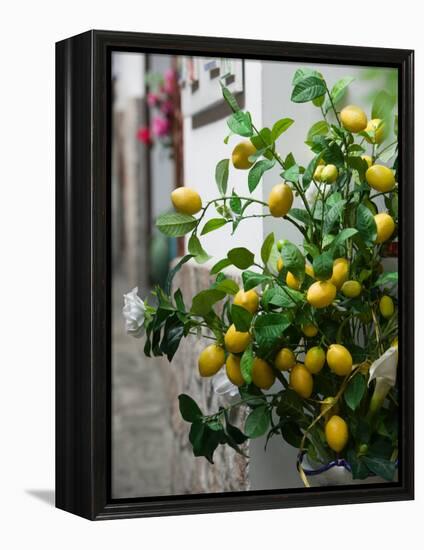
(123, 67, 399, 487)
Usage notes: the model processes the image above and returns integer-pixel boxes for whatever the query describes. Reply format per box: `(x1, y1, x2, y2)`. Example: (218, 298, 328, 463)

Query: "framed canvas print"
(56, 30, 414, 520)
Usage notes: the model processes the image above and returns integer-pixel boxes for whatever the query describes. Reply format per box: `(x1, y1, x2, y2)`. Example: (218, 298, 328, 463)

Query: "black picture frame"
(56, 30, 414, 521)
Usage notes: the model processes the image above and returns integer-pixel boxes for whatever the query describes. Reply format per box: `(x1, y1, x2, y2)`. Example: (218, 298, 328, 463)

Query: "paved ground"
(111, 273, 174, 499)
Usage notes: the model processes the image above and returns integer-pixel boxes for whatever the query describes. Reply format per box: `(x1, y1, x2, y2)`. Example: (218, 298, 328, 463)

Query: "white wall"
(183, 60, 264, 261)
(1, 2, 421, 550)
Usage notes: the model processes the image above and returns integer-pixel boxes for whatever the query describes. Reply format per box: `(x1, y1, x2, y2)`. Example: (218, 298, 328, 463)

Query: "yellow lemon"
(198, 344, 225, 377)
(286, 272, 300, 290)
(290, 364, 313, 398)
(277, 257, 284, 272)
(302, 324, 319, 338)
(341, 280, 362, 298)
(231, 140, 256, 170)
(364, 118, 385, 144)
(171, 187, 202, 215)
(340, 105, 368, 133)
(326, 344, 353, 376)
(224, 324, 251, 354)
(304, 347, 326, 374)
(305, 264, 315, 278)
(275, 347, 296, 371)
(313, 164, 325, 182)
(252, 357, 275, 389)
(321, 164, 338, 184)
(361, 155, 373, 168)
(325, 415, 349, 452)
(226, 354, 245, 386)
(379, 295, 395, 318)
(307, 281, 337, 309)
(366, 164, 396, 193)
(330, 258, 349, 289)
(374, 213, 395, 243)
(234, 289, 259, 314)
(268, 183, 294, 217)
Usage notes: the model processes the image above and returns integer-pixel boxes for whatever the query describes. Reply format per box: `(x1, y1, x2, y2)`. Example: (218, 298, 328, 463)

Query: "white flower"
(122, 287, 146, 338)
(368, 346, 398, 412)
(212, 370, 239, 403)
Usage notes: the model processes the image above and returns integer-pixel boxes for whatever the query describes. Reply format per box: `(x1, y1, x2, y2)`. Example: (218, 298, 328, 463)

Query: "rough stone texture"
(164, 262, 250, 494)
(112, 264, 250, 498)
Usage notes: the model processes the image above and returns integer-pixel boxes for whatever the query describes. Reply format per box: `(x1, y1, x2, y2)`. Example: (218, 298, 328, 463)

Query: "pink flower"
(147, 92, 159, 107)
(163, 68, 176, 94)
(136, 127, 152, 145)
(152, 116, 170, 138)
(160, 100, 173, 115)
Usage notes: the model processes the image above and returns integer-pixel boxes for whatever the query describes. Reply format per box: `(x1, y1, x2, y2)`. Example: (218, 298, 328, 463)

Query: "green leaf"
(240, 343, 254, 383)
(201, 217, 228, 235)
(215, 159, 229, 195)
(289, 208, 312, 225)
(178, 394, 202, 422)
(307, 120, 329, 143)
(248, 159, 275, 193)
(262, 286, 303, 309)
(254, 313, 291, 349)
(276, 389, 305, 420)
(303, 242, 320, 259)
(362, 456, 397, 482)
(210, 258, 232, 275)
(261, 232, 275, 264)
(160, 314, 184, 360)
(220, 83, 240, 112)
(327, 228, 358, 254)
(271, 118, 294, 141)
(191, 289, 226, 316)
(242, 270, 271, 291)
(227, 247, 255, 269)
(227, 111, 253, 137)
(313, 252, 334, 280)
(188, 234, 210, 264)
(215, 278, 239, 295)
(323, 199, 346, 234)
(165, 254, 194, 295)
(291, 76, 326, 103)
(373, 271, 398, 287)
(347, 155, 368, 180)
(231, 304, 253, 332)
(292, 67, 323, 85)
(283, 152, 296, 170)
(357, 204, 377, 245)
(282, 164, 300, 184)
(281, 421, 303, 448)
(230, 190, 242, 214)
(281, 241, 305, 280)
(378, 142, 398, 163)
(372, 90, 395, 124)
(344, 374, 367, 411)
(156, 212, 197, 237)
(323, 76, 354, 113)
(244, 405, 270, 438)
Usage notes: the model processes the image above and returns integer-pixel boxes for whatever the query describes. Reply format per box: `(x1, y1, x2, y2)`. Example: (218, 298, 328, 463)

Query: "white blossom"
(368, 346, 398, 411)
(122, 287, 146, 338)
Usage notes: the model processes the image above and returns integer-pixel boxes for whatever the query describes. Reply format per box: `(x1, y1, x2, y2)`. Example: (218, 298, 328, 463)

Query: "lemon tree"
(138, 69, 399, 483)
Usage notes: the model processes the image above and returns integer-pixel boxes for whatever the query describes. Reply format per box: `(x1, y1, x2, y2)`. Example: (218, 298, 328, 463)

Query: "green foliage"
(248, 159, 275, 192)
(144, 65, 399, 479)
(156, 212, 197, 237)
(244, 406, 270, 438)
(215, 159, 229, 195)
(231, 304, 253, 332)
(291, 76, 327, 103)
(227, 247, 255, 269)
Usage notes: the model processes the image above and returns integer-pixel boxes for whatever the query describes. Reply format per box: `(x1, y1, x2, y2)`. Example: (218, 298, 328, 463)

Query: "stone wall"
(160, 261, 250, 494)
